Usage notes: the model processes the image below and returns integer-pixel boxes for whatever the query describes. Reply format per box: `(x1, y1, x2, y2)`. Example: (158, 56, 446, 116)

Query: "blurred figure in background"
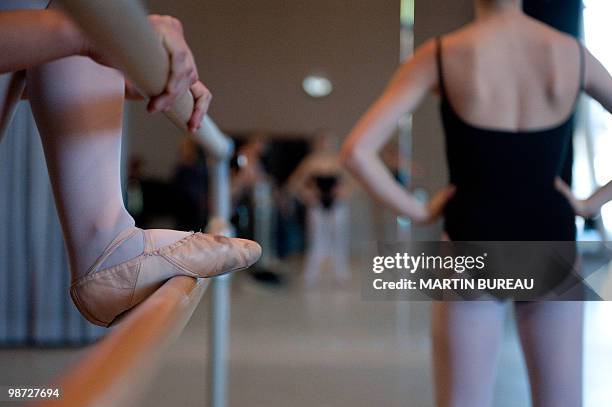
(231, 136, 288, 286)
(231, 136, 269, 240)
(127, 155, 145, 226)
(288, 131, 352, 287)
(172, 137, 208, 231)
(340, 0, 612, 404)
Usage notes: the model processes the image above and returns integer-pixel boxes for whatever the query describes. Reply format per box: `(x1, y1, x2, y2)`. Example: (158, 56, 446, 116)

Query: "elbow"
(340, 142, 367, 175)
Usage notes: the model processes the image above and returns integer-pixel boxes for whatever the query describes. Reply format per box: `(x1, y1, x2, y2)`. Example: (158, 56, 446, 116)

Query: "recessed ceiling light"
(302, 75, 333, 98)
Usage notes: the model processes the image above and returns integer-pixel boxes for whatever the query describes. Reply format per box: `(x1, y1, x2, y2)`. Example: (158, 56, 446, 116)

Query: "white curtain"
(0, 102, 104, 345)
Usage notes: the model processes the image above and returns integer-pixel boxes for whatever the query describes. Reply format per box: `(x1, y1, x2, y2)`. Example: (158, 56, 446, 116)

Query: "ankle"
(69, 213, 139, 279)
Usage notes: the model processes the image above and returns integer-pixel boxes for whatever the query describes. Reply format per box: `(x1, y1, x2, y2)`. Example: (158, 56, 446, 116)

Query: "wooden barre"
(57, 0, 232, 160)
(33, 277, 210, 407)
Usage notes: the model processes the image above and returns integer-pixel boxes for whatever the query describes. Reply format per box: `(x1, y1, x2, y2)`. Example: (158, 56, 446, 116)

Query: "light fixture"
(302, 75, 333, 98)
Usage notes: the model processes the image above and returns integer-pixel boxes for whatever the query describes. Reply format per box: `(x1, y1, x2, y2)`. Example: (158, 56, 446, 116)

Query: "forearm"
(587, 180, 612, 213)
(0, 10, 83, 74)
(335, 183, 352, 201)
(286, 179, 304, 200)
(343, 149, 424, 219)
(286, 160, 311, 199)
(297, 185, 319, 206)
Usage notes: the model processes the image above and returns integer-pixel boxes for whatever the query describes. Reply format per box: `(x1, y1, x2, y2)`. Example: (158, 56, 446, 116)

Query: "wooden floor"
(140, 257, 612, 407)
(0, 258, 611, 407)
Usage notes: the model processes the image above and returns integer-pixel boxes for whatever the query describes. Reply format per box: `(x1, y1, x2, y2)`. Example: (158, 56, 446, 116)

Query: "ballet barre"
(33, 277, 209, 407)
(56, 1, 235, 406)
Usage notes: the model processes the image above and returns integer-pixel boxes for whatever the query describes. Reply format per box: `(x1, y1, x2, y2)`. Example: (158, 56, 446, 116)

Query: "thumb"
(428, 185, 457, 218)
(437, 184, 457, 202)
(445, 184, 457, 196)
(554, 177, 574, 201)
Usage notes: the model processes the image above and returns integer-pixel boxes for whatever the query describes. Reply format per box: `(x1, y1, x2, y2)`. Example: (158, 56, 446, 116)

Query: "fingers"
(426, 184, 457, 222)
(554, 176, 578, 210)
(554, 176, 592, 217)
(554, 176, 573, 200)
(188, 81, 213, 132)
(431, 185, 456, 210)
(439, 184, 457, 200)
(147, 15, 199, 113)
(412, 185, 455, 225)
(147, 38, 197, 112)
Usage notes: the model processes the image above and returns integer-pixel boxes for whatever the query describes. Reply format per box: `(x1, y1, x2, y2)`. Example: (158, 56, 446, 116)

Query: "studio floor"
(1, 257, 611, 407)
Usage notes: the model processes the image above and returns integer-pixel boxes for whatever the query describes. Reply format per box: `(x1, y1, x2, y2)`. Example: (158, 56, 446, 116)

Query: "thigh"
(0, 0, 57, 140)
(432, 301, 506, 407)
(332, 203, 348, 226)
(515, 301, 583, 407)
(329, 205, 348, 257)
(307, 207, 327, 248)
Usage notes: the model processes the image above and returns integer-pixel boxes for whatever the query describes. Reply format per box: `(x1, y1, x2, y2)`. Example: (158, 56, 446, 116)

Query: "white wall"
(126, 0, 400, 180)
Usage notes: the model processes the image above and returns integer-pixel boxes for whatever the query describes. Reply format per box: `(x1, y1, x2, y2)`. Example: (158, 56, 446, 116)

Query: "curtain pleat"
(0, 101, 105, 346)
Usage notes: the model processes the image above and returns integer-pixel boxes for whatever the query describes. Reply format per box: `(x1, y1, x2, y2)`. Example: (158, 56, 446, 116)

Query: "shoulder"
(392, 31, 471, 92)
(394, 37, 440, 80)
(433, 25, 481, 62)
(402, 38, 438, 70)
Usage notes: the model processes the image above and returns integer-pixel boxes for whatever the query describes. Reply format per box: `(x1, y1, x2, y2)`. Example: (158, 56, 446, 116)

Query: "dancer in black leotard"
(288, 131, 352, 286)
(341, 0, 612, 406)
(438, 36, 580, 242)
(312, 174, 340, 210)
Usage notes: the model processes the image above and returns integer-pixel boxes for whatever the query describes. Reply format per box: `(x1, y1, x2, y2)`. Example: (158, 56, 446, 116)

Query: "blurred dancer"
(173, 137, 208, 231)
(289, 131, 352, 286)
(342, 0, 612, 405)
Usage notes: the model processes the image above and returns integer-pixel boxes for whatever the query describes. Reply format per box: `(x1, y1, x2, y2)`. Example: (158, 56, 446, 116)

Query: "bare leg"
(304, 206, 328, 286)
(432, 301, 506, 407)
(331, 203, 350, 284)
(26, 55, 190, 280)
(515, 301, 583, 407)
(21, 53, 261, 327)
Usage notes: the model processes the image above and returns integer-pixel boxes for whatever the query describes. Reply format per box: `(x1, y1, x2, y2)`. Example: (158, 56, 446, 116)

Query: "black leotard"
(312, 174, 339, 210)
(437, 37, 582, 241)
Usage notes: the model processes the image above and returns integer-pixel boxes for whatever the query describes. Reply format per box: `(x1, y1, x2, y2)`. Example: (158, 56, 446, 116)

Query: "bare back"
(440, 12, 582, 131)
